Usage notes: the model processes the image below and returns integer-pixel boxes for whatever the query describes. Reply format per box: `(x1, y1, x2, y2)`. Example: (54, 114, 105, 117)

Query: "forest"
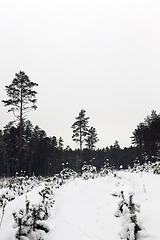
(0, 71, 160, 177)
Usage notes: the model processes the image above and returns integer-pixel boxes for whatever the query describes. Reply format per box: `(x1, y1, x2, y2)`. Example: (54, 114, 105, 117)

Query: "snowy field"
(0, 171, 160, 239)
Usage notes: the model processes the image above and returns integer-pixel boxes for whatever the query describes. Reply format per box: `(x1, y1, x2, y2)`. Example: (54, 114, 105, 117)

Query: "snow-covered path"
(46, 176, 122, 240)
(45, 172, 160, 240)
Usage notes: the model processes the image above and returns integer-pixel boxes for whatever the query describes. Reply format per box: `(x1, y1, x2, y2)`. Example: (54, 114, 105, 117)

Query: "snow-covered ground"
(0, 171, 160, 239)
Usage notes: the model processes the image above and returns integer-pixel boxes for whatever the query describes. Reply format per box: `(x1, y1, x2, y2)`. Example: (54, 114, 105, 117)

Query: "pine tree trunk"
(19, 85, 23, 172)
(80, 126, 83, 173)
(19, 117, 22, 172)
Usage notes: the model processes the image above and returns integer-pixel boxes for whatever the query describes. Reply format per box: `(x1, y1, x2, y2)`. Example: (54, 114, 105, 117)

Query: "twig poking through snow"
(0, 199, 7, 227)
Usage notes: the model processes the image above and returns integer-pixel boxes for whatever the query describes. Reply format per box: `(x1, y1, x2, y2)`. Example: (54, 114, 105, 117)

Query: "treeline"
(0, 120, 140, 177)
(1, 110, 160, 177)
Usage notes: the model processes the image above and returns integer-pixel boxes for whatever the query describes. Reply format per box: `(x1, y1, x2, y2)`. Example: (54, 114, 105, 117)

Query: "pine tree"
(85, 126, 99, 150)
(2, 71, 38, 172)
(71, 109, 89, 171)
(71, 109, 89, 152)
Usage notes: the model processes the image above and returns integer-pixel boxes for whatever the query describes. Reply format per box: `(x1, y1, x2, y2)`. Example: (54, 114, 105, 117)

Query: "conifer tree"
(85, 126, 99, 150)
(71, 109, 89, 152)
(71, 109, 89, 170)
(2, 71, 38, 172)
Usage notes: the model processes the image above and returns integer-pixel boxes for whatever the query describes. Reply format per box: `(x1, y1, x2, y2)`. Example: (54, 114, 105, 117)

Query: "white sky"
(0, 0, 160, 149)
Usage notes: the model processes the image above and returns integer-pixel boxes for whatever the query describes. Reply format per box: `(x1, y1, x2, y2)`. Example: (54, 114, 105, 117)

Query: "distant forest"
(1, 110, 160, 177)
(0, 120, 136, 177)
(1, 71, 160, 177)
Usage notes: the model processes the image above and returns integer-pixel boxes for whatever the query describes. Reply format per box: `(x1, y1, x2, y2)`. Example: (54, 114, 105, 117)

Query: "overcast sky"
(1, 0, 160, 149)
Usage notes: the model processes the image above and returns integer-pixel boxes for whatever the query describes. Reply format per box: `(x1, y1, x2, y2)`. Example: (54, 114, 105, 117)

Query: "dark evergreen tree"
(85, 127, 99, 150)
(2, 71, 38, 172)
(71, 109, 89, 152)
(71, 109, 89, 171)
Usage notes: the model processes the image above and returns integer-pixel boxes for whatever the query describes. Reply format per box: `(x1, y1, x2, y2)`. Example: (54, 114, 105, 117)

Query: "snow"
(0, 171, 160, 239)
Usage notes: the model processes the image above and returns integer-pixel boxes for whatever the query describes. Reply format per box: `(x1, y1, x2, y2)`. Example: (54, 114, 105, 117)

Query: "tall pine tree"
(72, 109, 89, 171)
(2, 71, 38, 172)
(71, 109, 89, 152)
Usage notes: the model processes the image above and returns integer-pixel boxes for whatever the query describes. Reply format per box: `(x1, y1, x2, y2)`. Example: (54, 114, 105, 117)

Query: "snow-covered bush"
(153, 161, 160, 174)
(132, 158, 142, 173)
(115, 192, 142, 240)
(120, 222, 138, 240)
(51, 174, 63, 188)
(12, 180, 53, 240)
(59, 167, 77, 183)
(141, 162, 152, 173)
(99, 160, 111, 177)
(5, 174, 40, 197)
(114, 191, 129, 217)
(0, 188, 16, 202)
(151, 150, 160, 174)
(99, 166, 108, 177)
(28, 183, 55, 224)
(113, 190, 144, 240)
(81, 163, 97, 180)
(128, 192, 140, 215)
(12, 208, 32, 239)
(39, 184, 55, 209)
(0, 175, 43, 234)
(12, 199, 50, 240)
